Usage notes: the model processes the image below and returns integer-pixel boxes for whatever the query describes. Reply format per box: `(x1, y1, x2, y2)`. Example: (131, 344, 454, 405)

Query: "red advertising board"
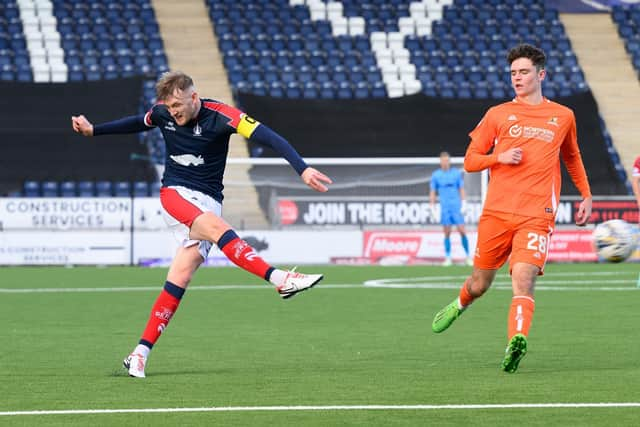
(547, 229, 598, 262)
(338, 229, 639, 265)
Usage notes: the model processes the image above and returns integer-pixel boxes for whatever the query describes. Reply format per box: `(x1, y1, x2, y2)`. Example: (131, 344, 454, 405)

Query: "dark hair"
(439, 151, 450, 157)
(507, 44, 546, 70)
(156, 71, 194, 101)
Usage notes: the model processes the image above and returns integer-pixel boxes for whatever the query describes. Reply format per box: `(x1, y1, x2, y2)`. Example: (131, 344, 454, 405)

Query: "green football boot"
(431, 299, 463, 333)
(501, 333, 528, 373)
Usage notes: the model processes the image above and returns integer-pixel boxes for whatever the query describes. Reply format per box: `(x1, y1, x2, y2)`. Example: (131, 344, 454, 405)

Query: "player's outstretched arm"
(71, 115, 94, 136)
(72, 114, 149, 136)
(246, 123, 332, 192)
(301, 167, 332, 193)
(575, 196, 592, 226)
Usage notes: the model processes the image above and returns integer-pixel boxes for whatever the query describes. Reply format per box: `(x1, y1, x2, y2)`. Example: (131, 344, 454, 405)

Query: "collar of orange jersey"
(511, 96, 549, 106)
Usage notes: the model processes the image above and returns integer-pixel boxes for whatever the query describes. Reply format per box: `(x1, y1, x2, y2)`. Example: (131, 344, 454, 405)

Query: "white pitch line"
(0, 271, 636, 293)
(2, 402, 640, 416)
(0, 284, 361, 293)
(1, 277, 638, 294)
(0, 282, 637, 293)
(362, 283, 638, 291)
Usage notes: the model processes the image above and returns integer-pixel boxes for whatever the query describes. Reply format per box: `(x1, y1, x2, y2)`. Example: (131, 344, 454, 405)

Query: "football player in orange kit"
(431, 44, 592, 373)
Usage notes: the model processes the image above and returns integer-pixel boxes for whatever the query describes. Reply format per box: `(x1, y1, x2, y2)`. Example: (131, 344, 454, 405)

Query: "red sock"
(458, 279, 475, 307)
(218, 230, 273, 279)
(139, 282, 185, 349)
(508, 296, 535, 339)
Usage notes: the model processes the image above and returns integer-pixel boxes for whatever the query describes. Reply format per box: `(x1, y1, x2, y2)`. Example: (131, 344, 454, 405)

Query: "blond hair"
(155, 71, 194, 101)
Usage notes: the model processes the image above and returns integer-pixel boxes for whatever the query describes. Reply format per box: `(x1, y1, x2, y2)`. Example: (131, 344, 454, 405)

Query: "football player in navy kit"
(72, 71, 332, 378)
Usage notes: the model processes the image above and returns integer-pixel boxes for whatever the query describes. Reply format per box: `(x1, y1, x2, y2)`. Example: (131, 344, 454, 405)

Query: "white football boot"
(276, 268, 323, 299)
(123, 353, 147, 378)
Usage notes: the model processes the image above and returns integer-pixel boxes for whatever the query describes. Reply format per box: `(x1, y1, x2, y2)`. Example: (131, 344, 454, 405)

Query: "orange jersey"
(465, 98, 591, 220)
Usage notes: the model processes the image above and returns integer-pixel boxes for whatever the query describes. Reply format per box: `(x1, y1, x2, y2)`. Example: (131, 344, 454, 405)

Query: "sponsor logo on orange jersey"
(509, 124, 554, 142)
(509, 124, 522, 137)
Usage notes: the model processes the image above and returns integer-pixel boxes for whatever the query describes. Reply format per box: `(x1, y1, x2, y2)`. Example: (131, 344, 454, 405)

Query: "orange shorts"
(474, 210, 555, 274)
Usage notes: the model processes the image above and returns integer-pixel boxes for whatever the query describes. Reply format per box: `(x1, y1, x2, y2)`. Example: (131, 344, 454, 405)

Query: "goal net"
(222, 157, 487, 228)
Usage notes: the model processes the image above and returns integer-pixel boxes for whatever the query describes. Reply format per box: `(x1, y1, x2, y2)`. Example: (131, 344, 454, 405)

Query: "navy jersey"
(144, 98, 260, 202)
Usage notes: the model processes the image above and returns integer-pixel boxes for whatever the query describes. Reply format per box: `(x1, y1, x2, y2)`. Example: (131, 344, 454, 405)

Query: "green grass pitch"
(1, 263, 639, 426)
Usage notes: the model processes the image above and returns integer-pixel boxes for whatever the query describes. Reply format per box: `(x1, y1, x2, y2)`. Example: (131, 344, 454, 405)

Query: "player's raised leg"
(192, 213, 323, 299)
(432, 269, 495, 333)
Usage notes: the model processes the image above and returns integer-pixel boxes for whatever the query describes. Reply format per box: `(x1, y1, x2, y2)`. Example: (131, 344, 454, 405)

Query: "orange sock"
(508, 296, 535, 339)
(458, 279, 475, 308)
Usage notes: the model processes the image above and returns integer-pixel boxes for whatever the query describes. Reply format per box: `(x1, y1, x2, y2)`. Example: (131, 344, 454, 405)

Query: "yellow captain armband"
(237, 114, 261, 138)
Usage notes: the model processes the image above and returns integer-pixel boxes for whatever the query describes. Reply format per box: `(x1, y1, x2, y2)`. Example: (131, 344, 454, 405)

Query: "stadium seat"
(206, 0, 586, 102)
(60, 181, 77, 197)
(150, 181, 161, 197)
(114, 181, 131, 197)
(23, 180, 40, 197)
(95, 181, 113, 197)
(41, 181, 59, 197)
(302, 82, 319, 99)
(285, 81, 302, 98)
(76, 181, 94, 197)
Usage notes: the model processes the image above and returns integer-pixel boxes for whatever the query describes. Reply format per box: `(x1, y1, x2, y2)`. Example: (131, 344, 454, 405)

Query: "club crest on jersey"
(547, 117, 559, 126)
(193, 122, 202, 136)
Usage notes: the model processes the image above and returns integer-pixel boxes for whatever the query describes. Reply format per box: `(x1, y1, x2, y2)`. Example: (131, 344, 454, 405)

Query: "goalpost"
(223, 157, 488, 228)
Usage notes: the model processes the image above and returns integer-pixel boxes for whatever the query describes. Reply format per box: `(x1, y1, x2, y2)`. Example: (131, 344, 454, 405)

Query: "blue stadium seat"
(280, 66, 296, 84)
(473, 86, 489, 99)
(95, 181, 113, 197)
(292, 50, 308, 67)
(284, 81, 301, 98)
(23, 180, 40, 197)
(327, 51, 344, 68)
(354, 81, 370, 99)
(208, 0, 583, 101)
(150, 181, 161, 197)
(333, 65, 348, 83)
(114, 181, 131, 197)
(86, 64, 102, 81)
(309, 50, 326, 67)
(60, 181, 77, 197)
(457, 85, 473, 99)
(269, 81, 285, 98)
(77, 181, 94, 197)
(245, 65, 261, 84)
(315, 66, 331, 83)
(371, 81, 386, 98)
(302, 82, 318, 99)
(298, 66, 313, 83)
(41, 181, 59, 197)
(439, 82, 456, 98)
(337, 81, 353, 99)
(319, 81, 335, 99)
(343, 52, 361, 68)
